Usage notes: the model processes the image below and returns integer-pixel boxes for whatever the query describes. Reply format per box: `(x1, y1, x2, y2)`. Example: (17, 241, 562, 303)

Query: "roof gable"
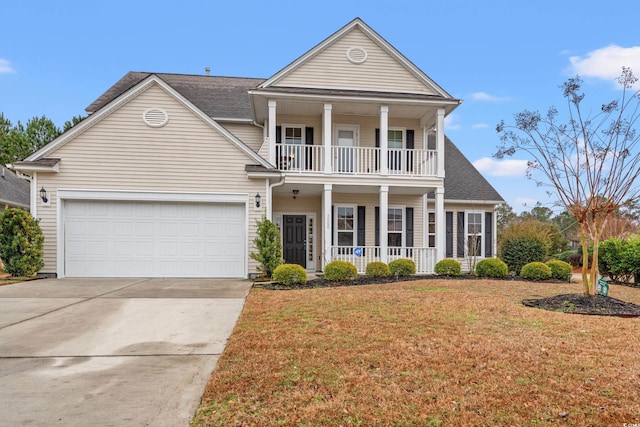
(26, 75, 271, 168)
(260, 18, 451, 98)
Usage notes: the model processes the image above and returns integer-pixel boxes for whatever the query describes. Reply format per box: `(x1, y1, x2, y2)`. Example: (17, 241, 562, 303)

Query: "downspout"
(267, 175, 286, 221)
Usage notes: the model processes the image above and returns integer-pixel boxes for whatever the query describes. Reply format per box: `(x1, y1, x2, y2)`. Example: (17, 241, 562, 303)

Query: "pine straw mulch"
(193, 279, 640, 426)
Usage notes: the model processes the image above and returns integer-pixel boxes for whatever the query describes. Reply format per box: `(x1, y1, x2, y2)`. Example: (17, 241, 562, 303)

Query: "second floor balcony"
(276, 143, 437, 176)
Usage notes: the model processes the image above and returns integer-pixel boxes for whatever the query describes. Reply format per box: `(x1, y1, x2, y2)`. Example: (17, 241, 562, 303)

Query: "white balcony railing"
(330, 246, 437, 274)
(276, 144, 437, 176)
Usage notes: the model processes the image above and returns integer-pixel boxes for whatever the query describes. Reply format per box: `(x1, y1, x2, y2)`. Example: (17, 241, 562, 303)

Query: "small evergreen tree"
(249, 217, 283, 278)
(0, 209, 44, 276)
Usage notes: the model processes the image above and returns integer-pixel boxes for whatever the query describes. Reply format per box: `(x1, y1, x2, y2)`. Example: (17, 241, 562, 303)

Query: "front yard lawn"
(193, 279, 640, 426)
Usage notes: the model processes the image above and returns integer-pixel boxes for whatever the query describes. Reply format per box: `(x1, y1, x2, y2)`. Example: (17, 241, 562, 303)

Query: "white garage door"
(64, 200, 246, 277)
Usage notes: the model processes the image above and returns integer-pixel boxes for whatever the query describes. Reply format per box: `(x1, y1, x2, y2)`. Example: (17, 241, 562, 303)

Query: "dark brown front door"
(283, 215, 306, 267)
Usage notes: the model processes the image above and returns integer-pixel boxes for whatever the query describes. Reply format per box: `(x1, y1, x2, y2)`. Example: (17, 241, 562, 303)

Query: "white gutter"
(266, 176, 286, 221)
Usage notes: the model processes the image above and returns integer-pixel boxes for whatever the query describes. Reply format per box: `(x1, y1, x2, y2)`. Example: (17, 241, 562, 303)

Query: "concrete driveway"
(0, 277, 252, 426)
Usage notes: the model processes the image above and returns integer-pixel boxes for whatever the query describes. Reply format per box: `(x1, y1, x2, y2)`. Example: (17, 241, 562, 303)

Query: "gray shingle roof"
(86, 72, 265, 120)
(0, 167, 29, 208)
(444, 137, 504, 202)
(85, 72, 503, 204)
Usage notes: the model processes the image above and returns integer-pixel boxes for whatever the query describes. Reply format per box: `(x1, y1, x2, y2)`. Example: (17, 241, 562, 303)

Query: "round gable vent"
(346, 46, 368, 64)
(142, 108, 169, 128)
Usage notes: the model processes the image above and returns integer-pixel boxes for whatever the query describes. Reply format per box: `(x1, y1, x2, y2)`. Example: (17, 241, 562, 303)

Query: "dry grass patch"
(193, 280, 640, 426)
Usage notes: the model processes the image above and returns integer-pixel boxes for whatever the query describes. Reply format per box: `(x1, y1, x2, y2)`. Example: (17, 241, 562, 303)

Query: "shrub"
(555, 249, 578, 263)
(434, 258, 461, 276)
(598, 238, 631, 283)
(475, 258, 508, 278)
(546, 259, 573, 282)
(520, 262, 552, 281)
(365, 261, 390, 278)
(621, 236, 640, 285)
(500, 236, 546, 273)
(249, 217, 283, 278)
(388, 258, 416, 277)
(0, 209, 44, 277)
(272, 263, 307, 285)
(565, 253, 582, 267)
(324, 260, 358, 281)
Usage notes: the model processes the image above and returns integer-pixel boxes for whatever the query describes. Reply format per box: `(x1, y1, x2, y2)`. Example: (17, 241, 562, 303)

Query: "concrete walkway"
(0, 277, 252, 426)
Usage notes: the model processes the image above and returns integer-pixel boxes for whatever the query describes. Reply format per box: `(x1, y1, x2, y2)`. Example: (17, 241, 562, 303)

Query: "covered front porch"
(268, 180, 446, 275)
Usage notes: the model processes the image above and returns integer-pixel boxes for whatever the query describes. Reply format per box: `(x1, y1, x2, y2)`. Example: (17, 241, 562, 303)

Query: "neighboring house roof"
(444, 137, 504, 203)
(86, 72, 265, 121)
(0, 167, 30, 208)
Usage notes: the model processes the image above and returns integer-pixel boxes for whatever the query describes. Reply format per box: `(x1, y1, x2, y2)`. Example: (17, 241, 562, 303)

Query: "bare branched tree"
(496, 67, 640, 295)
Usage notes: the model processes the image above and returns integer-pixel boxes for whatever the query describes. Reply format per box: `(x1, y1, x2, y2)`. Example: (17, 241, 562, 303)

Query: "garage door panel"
(64, 200, 246, 278)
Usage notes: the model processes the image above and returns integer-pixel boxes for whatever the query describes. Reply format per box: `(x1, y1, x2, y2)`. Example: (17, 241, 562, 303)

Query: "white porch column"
(380, 105, 389, 175)
(379, 185, 389, 263)
(437, 107, 445, 178)
(322, 184, 333, 269)
(435, 187, 445, 261)
(323, 103, 332, 173)
(268, 100, 277, 165)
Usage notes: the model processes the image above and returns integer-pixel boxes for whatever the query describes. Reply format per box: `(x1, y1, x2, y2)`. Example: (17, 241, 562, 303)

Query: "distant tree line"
(0, 113, 84, 165)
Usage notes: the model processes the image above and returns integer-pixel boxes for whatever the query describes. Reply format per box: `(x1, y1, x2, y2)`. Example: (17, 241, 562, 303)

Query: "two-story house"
(10, 18, 503, 278)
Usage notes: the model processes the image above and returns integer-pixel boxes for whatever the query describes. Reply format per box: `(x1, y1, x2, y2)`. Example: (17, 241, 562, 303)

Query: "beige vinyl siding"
(275, 28, 435, 95)
(220, 122, 264, 153)
(36, 83, 266, 275)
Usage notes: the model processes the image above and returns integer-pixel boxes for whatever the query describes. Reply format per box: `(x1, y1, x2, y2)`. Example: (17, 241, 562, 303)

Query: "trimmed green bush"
(520, 262, 552, 281)
(365, 261, 391, 278)
(0, 209, 44, 277)
(475, 258, 508, 278)
(324, 260, 358, 281)
(388, 258, 416, 277)
(546, 259, 573, 282)
(272, 263, 307, 285)
(434, 258, 461, 276)
(500, 236, 546, 273)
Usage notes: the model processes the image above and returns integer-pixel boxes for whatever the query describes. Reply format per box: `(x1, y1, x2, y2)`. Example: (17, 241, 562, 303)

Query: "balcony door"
(333, 125, 358, 172)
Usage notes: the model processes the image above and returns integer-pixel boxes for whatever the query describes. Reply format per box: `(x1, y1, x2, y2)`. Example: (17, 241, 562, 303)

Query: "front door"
(283, 215, 306, 267)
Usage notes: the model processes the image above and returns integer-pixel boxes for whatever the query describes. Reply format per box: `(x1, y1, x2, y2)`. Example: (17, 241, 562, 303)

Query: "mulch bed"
(256, 274, 640, 317)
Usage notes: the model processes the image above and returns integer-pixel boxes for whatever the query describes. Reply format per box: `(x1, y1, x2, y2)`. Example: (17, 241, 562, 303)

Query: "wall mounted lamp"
(292, 189, 299, 199)
(255, 192, 261, 208)
(40, 186, 48, 203)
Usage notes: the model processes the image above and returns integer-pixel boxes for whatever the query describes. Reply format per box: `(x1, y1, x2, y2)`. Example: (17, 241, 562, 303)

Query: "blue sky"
(2, 0, 639, 213)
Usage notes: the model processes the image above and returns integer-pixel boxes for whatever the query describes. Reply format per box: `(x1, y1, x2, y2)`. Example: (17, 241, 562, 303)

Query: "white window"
(336, 206, 355, 247)
(279, 124, 305, 169)
(387, 128, 404, 171)
(466, 212, 483, 257)
(427, 211, 436, 248)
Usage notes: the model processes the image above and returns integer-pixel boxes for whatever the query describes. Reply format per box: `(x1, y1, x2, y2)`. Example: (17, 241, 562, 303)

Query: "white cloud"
(568, 45, 640, 85)
(472, 123, 489, 129)
(444, 113, 461, 130)
(469, 91, 509, 102)
(0, 59, 15, 74)
(473, 157, 528, 177)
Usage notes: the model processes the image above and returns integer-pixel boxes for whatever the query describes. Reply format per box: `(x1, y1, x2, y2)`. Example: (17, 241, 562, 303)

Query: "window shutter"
(357, 206, 366, 247)
(406, 207, 414, 247)
(457, 212, 465, 258)
(446, 211, 453, 257)
(485, 211, 493, 257)
(331, 205, 334, 246)
(276, 126, 282, 143)
(375, 128, 380, 171)
(374, 207, 380, 246)
(406, 130, 414, 173)
(305, 127, 314, 170)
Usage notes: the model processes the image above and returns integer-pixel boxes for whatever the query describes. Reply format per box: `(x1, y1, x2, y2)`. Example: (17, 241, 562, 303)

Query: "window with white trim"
(336, 206, 355, 247)
(388, 128, 404, 171)
(466, 212, 483, 257)
(280, 124, 304, 169)
(388, 207, 404, 247)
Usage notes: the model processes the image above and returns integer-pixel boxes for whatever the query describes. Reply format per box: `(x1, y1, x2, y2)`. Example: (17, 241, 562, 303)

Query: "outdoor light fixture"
(255, 193, 261, 208)
(292, 189, 299, 199)
(40, 186, 48, 203)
